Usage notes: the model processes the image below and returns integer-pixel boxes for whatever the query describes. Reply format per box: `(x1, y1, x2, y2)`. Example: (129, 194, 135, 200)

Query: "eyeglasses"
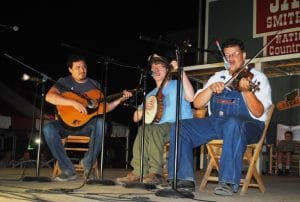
(224, 51, 241, 59)
(151, 64, 166, 71)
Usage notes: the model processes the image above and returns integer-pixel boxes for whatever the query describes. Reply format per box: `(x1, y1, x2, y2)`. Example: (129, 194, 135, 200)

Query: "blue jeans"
(168, 89, 265, 186)
(43, 116, 104, 175)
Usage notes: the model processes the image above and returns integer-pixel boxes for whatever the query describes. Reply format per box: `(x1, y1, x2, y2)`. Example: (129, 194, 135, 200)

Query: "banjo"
(145, 66, 172, 124)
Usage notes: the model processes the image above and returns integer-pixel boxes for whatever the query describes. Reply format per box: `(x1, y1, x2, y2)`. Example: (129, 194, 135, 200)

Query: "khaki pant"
(131, 123, 171, 176)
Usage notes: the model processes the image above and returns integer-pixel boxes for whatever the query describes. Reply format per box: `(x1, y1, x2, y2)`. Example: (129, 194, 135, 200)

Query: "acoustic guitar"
(56, 89, 139, 128)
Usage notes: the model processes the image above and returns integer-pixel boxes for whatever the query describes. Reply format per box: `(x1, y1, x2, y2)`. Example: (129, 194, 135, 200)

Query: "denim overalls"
(168, 89, 265, 187)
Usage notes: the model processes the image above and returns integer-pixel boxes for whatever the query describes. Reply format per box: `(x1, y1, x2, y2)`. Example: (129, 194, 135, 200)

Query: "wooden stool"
(52, 135, 99, 179)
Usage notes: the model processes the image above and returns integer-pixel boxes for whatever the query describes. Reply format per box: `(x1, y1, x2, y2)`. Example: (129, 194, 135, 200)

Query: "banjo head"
(145, 96, 158, 124)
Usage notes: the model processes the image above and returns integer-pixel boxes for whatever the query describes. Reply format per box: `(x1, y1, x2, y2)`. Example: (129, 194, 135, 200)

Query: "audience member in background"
(276, 131, 297, 175)
(0, 150, 13, 168)
(17, 150, 35, 168)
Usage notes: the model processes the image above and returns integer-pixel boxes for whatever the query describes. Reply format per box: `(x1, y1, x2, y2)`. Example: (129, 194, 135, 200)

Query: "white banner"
(0, 115, 11, 129)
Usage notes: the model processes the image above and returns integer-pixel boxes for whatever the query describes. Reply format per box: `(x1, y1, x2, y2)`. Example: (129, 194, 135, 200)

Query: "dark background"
(0, 1, 202, 167)
(0, 0, 200, 116)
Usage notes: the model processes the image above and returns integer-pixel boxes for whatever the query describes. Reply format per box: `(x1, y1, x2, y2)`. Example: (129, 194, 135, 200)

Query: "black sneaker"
(54, 173, 77, 182)
(169, 180, 195, 192)
(231, 183, 239, 193)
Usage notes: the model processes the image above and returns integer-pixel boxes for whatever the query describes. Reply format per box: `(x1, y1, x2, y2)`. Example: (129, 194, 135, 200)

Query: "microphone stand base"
(22, 176, 52, 182)
(124, 182, 156, 190)
(86, 179, 115, 185)
(155, 188, 194, 199)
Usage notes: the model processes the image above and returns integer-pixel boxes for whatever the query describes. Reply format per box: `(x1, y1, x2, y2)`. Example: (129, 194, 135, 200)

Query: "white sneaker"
(54, 173, 77, 182)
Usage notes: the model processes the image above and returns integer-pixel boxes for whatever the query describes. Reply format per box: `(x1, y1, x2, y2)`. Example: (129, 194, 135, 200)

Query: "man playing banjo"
(116, 53, 194, 184)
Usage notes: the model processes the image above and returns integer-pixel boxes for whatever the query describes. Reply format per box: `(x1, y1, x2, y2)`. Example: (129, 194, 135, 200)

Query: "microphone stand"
(124, 66, 155, 190)
(140, 68, 147, 183)
(22, 75, 52, 182)
(86, 58, 115, 185)
(27, 82, 39, 151)
(124, 36, 162, 189)
(155, 46, 194, 199)
(3, 53, 52, 182)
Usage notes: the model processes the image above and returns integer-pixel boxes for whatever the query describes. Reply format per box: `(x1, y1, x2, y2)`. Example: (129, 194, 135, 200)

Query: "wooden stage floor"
(0, 168, 299, 202)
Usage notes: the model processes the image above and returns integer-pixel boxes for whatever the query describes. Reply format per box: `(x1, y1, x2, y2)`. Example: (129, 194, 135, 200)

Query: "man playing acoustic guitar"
(43, 54, 132, 181)
(117, 54, 194, 185)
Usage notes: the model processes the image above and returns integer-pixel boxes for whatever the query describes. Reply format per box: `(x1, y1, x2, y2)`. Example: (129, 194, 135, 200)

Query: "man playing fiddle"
(167, 38, 272, 195)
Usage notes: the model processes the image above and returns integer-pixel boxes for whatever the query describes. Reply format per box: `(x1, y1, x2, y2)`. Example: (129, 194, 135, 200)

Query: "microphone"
(149, 71, 157, 77)
(21, 73, 42, 82)
(0, 24, 19, 31)
(215, 40, 230, 70)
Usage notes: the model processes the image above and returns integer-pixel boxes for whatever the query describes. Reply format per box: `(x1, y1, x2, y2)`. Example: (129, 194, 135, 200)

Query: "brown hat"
(148, 54, 170, 66)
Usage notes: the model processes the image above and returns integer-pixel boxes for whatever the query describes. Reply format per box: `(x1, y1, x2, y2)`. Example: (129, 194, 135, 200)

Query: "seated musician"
(167, 38, 272, 195)
(43, 54, 132, 182)
(116, 53, 194, 184)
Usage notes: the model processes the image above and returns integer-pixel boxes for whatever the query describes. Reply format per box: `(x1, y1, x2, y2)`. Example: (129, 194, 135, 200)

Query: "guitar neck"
(56, 88, 140, 128)
(105, 92, 124, 102)
(100, 88, 139, 103)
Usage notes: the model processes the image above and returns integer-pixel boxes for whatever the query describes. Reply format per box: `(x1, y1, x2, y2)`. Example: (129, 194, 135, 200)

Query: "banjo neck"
(154, 67, 172, 122)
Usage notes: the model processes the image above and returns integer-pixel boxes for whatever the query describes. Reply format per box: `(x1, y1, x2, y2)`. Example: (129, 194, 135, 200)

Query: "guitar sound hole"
(86, 107, 97, 114)
(87, 99, 98, 108)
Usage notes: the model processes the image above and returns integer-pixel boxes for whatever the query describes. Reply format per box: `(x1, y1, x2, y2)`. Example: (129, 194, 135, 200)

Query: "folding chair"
(199, 104, 275, 195)
(52, 135, 99, 178)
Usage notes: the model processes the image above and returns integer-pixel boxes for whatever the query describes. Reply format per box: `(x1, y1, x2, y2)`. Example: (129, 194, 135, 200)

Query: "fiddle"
(225, 65, 260, 92)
